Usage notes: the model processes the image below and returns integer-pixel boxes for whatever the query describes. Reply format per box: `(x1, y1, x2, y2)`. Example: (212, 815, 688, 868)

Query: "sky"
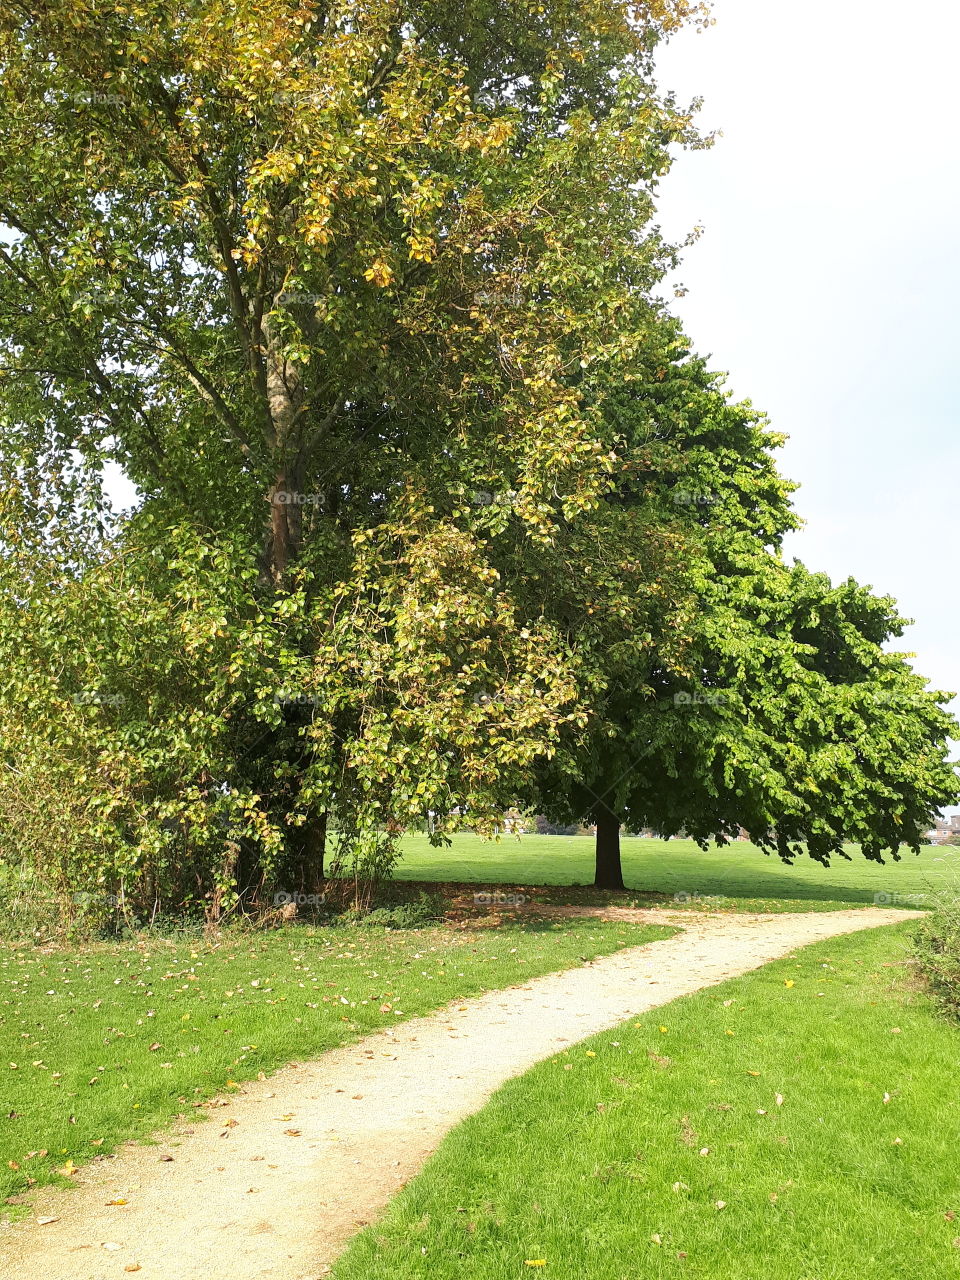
(653, 0, 960, 808)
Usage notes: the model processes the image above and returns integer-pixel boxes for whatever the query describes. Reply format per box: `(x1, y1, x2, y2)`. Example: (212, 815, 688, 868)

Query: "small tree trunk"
(594, 805, 625, 890)
(291, 809, 327, 894)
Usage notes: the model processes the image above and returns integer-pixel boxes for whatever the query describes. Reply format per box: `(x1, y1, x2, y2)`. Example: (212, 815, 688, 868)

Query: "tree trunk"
(594, 804, 625, 890)
(291, 808, 327, 894)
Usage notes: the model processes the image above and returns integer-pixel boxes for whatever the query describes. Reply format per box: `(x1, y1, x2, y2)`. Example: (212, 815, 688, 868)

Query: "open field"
(0, 915, 672, 1208)
(332, 920, 960, 1280)
(397, 833, 959, 912)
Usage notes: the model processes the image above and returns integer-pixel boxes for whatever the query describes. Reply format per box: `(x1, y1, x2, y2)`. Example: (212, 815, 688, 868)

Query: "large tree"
(525, 329, 959, 887)
(0, 0, 710, 916)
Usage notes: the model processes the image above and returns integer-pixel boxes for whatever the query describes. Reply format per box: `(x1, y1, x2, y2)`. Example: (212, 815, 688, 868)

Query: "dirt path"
(0, 906, 920, 1280)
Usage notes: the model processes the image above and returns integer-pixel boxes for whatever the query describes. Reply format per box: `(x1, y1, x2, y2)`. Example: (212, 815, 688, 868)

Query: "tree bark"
(594, 804, 625, 890)
(290, 808, 327, 894)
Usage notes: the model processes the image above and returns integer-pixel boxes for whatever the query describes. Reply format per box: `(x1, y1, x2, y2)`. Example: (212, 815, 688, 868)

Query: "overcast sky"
(654, 0, 959, 809)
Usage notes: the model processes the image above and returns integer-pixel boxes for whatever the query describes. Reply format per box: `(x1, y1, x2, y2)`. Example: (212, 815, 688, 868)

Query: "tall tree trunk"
(594, 804, 625, 890)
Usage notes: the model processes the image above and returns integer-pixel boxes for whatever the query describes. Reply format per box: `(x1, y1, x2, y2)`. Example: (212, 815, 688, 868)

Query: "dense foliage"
(0, 0, 954, 914)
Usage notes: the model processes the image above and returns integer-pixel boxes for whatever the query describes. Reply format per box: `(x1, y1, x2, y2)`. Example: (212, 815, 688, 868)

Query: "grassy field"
(0, 914, 672, 1210)
(397, 833, 959, 912)
(332, 921, 960, 1280)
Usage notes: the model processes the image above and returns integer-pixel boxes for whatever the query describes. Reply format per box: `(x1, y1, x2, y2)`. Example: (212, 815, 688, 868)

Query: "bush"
(913, 893, 960, 1022)
(351, 891, 445, 930)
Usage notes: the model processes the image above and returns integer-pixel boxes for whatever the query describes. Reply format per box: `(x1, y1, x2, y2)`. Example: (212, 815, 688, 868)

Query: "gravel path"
(0, 906, 920, 1280)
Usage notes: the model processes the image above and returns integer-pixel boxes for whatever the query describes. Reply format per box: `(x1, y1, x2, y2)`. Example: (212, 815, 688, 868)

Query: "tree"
(525, 329, 959, 887)
(0, 0, 711, 917)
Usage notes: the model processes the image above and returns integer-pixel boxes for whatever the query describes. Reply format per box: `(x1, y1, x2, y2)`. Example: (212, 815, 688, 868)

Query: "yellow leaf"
(784, 980, 795, 988)
(525, 1262, 547, 1268)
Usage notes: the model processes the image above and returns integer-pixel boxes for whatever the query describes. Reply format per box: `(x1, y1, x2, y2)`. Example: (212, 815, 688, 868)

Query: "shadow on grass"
(381, 874, 929, 916)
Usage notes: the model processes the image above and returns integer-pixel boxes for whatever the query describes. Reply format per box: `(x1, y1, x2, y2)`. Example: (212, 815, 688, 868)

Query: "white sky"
(654, 0, 960, 810)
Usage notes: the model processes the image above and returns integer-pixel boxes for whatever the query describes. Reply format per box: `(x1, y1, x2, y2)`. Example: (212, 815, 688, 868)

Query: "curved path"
(0, 906, 920, 1280)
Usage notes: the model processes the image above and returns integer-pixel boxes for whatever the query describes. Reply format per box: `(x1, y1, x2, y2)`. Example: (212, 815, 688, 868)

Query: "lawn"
(331, 921, 960, 1280)
(397, 833, 958, 912)
(0, 913, 673, 1209)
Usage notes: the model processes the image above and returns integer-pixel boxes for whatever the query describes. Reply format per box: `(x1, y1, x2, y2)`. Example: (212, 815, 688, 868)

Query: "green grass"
(397, 833, 958, 912)
(332, 921, 960, 1280)
(0, 914, 673, 1209)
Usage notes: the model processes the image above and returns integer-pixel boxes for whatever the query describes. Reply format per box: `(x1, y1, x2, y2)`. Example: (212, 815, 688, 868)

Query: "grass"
(0, 913, 673, 1210)
(332, 921, 960, 1280)
(397, 833, 958, 913)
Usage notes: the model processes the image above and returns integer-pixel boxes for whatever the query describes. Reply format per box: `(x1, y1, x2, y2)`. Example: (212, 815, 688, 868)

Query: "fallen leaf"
(105, 1198, 127, 1206)
(36, 1216, 59, 1225)
(775, 1093, 784, 1107)
(715, 1200, 727, 1210)
(784, 980, 795, 988)
(524, 1263, 546, 1269)
(284, 1129, 301, 1137)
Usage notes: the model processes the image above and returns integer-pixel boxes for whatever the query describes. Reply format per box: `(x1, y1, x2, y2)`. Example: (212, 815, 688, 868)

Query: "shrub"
(913, 891, 960, 1022)
(352, 891, 445, 930)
